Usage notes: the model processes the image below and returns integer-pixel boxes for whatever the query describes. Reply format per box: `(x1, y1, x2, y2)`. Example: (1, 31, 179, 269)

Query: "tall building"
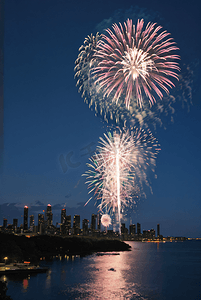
(137, 223, 141, 235)
(142, 229, 155, 240)
(66, 215, 71, 234)
(143, 230, 149, 239)
(61, 208, 66, 224)
(157, 224, 160, 237)
(129, 224, 136, 235)
(13, 218, 18, 230)
(66, 215, 71, 228)
(38, 213, 45, 233)
(150, 229, 155, 239)
(3, 218, 7, 228)
(24, 206, 28, 231)
(38, 213, 44, 227)
(91, 214, 97, 231)
(82, 219, 89, 235)
(97, 214, 101, 231)
(73, 215, 80, 235)
(121, 223, 126, 234)
(30, 215, 34, 231)
(46, 204, 53, 227)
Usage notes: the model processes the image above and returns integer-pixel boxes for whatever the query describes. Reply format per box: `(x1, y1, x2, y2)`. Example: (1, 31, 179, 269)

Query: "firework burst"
(83, 128, 160, 234)
(74, 33, 100, 104)
(75, 20, 181, 126)
(92, 19, 180, 108)
(101, 214, 112, 228)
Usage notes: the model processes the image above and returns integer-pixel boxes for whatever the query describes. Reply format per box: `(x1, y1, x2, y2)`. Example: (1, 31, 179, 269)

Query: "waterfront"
(2, 240, 201, 300)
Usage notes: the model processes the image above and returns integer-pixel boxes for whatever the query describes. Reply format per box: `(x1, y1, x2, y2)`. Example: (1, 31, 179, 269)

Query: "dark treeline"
(0, 233, 131, 263)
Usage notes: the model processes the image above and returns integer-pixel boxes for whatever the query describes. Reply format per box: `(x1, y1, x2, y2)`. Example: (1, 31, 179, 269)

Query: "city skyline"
(0, 203, 198, 239)
(1, 1, 200, 238)
(1, 203, 162, 238)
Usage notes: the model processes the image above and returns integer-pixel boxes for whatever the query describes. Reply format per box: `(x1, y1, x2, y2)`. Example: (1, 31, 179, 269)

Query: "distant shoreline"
(0, 233, 131, 264)
(1, 233, 200, 265)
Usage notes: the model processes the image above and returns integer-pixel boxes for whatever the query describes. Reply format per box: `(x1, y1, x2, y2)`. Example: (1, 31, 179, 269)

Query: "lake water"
(2, 241, 201, 300)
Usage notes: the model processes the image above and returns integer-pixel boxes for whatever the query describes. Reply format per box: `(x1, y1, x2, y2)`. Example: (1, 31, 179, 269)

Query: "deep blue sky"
(1, 0, 201, 237)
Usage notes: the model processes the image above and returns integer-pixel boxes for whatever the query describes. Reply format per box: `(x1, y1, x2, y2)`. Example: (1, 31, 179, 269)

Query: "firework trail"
(92, 19, 180, 109)
(83, 128, 160, 234)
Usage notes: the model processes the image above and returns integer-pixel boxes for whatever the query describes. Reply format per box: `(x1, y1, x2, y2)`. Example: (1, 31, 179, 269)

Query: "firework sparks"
(75, 20, 180, 126)
(74, 33, 100, 105)
(92, 19, 180, 109)
(83, 128, 160, 234)
(101, 214, 112, 228)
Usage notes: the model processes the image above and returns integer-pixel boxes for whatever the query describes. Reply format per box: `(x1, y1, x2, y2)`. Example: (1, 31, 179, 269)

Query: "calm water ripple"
(2, 241, 201, 300)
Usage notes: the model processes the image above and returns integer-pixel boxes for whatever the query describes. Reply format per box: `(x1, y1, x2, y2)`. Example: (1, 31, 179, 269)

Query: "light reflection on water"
(3, 241, 201, 300)
(22, 278, 28, 291)
(61, 247, 159, 300)
(45, 270, 51, 290)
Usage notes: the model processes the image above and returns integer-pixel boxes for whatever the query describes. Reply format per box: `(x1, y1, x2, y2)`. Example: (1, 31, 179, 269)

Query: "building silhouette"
(97, 214, 101, 231)
(121, 223, 126, 234)
(157, 224, 160, 237)
(121, 223, 128, 235)
(0, 201, 164, 240)
(30, 215, 34, 231)
(73, 215, 80, 235)
(61, 208, 66, 224)
(23, 206, 28, 231)
(143, 229, 155, 240)
(82, 219, 89, 235)
(91, 214, 97, 231)
(150, 229, 155, 239)
(38, 213, 45, 234)
(60, 208, 67, 234)
(3, 218, 7, 228)
(13, 218, 18, 231)
(129, 224, 136, 235)
(137, 223, 141, 235)
(65, 215, 71, 234)
(46, 204, 53, 227)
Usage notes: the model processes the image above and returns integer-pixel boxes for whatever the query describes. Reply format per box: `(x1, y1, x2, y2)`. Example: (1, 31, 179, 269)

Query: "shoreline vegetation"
(0, 233, 131, 264)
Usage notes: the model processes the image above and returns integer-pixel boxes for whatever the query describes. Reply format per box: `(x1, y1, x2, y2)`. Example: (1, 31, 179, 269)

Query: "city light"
(4, 257, 8, 264)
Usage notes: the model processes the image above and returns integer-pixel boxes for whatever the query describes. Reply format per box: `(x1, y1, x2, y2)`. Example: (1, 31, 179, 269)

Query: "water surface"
(2, 241, 201, 300)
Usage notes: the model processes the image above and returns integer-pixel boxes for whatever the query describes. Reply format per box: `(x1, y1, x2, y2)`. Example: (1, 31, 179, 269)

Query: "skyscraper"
(157, 224, 160, 237)
(13, 218, 18, 230)
(38, 214, 44, 227)
(91, 214, 97, 231)
(73, 215, 80, 235)
(121, 223, 126, 234)
(82, 219, 89, 235)
(23, 206, 28, 231)
(46, 204, 53, 227)
(30, 215, 34, 231)
(66, 215, 71, 235)
(150, 229, 155, 239)
(38, 213, 44, 234)
(61, 208, 66, 224)
(97, 214, 101, 231)
(137, 223, 141, 235)
(129, 224, 136, 235)
(3, 218, 7, 228)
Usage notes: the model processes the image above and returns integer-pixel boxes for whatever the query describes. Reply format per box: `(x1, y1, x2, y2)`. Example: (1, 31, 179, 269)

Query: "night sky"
(1, 0, 201, 237)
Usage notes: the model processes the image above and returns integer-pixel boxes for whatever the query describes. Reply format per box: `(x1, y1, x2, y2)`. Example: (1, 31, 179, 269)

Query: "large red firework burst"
(92, 19, 180, 108)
